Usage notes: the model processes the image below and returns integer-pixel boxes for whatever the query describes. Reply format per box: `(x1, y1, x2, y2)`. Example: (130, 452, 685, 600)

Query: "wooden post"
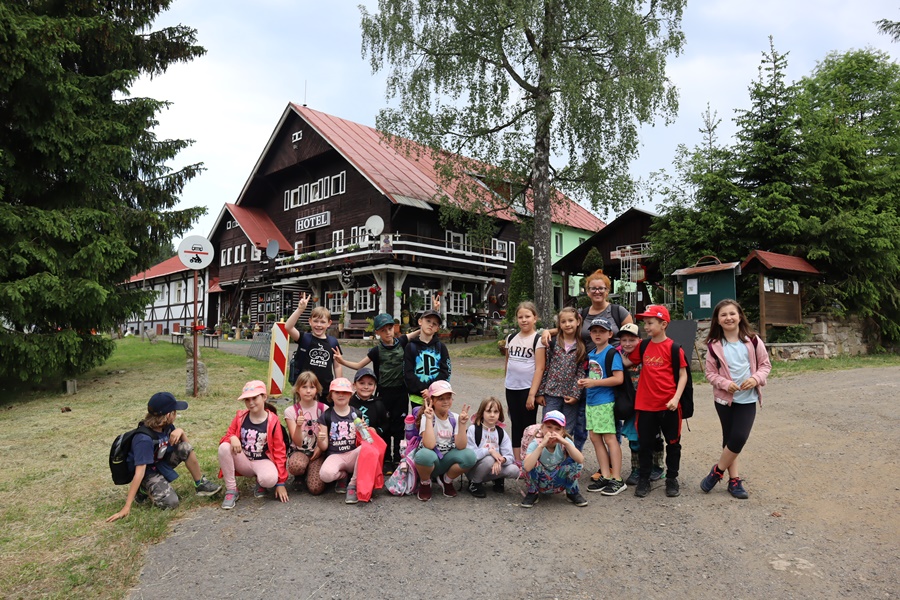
(758, 272, 767, 341)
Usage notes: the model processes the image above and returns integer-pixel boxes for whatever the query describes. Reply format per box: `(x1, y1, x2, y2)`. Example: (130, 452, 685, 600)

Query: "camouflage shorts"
(142, 441, 193, 509)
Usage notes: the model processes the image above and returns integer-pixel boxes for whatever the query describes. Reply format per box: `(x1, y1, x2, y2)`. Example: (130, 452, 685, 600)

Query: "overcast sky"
(130, 0, 900, 245)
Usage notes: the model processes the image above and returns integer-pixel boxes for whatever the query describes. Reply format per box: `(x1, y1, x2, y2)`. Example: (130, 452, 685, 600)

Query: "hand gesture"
(577, 377, 591, 388)
(297, 411, 306, 428)
(458, 403, 470, 424)
(317, 427, 328, 443)
(422, 397, 434, 419)
(727, 382, 740, 393)
(297, 292, 310, 310)
(431, 295, 441, 310)
(333, 346, 345, 365)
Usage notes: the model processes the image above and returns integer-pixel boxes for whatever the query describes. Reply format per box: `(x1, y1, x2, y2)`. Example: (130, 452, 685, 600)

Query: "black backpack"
(473, 424, 505, 447)
(604, 349, 635, 421)
(639, 339, 694, 419)
(109, 424, 156, 485)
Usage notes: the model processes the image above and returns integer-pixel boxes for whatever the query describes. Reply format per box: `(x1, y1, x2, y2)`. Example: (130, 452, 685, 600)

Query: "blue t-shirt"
(585, 346, 622, 407)
(526, 439, 566, 469)
(723, 340, 758, 404)
(127, 424, 179, 482)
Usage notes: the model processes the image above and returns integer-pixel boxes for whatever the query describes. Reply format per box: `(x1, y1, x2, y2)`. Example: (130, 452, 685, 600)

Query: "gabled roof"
(207, 203, 292, 253)
(671, 262, 741, 276)
(237, 103, 604, 232)
(129, 255, 187, 283)
(741, 250, 820, 275)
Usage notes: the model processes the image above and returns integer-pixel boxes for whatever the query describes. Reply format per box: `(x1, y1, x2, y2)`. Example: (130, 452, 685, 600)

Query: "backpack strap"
(604, 347, 616, 379)
(638, 337, 651, 360)
(474, 424, 482, 447)
(670, 343, 683, 385)
(707, 340, 722, 370)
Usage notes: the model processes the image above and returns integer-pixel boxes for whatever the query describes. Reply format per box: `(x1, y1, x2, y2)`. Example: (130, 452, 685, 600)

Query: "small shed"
(671, 257, 741, 320)
(741, 250, 820, 341)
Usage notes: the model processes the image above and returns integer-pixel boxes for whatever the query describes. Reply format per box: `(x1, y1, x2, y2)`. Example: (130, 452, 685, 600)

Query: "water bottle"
(354, 418, 373, 444)
(404, 413, 417, 442)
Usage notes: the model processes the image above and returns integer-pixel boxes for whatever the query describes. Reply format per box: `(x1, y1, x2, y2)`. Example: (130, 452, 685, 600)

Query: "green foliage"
(766, 325, 810, 344)
(581, 246, 604, 275)
(0, 1, 206, 384)
(507, 244, 535, 313)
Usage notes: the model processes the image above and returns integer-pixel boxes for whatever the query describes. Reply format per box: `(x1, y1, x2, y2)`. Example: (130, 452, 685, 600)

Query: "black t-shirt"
(296, 332, 341, 389)
(320, 408, 359, 455)
(349, 394, 388, 437)
(240, 414, 268, 460)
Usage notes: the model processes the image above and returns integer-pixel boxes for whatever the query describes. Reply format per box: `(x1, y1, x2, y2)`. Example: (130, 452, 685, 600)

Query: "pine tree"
(0, 1, 206, 385)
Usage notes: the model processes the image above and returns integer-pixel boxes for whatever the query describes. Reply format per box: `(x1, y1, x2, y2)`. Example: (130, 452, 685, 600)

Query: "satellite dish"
(364, 215, 385, 236)
(265, 240, 279, 259)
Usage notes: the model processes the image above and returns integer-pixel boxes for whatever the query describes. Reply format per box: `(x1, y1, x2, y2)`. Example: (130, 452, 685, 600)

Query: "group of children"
(108, 294, 771, 520)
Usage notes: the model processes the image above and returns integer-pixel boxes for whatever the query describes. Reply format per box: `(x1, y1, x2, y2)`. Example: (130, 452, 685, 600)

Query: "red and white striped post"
(267, 322, 290, 397)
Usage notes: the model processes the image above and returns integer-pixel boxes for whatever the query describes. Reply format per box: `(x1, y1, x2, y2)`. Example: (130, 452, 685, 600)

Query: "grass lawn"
(0, 338, 268, 599)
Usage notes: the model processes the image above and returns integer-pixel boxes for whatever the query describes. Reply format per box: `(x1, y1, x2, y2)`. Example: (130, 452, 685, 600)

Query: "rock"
(186, 359, 209, 395)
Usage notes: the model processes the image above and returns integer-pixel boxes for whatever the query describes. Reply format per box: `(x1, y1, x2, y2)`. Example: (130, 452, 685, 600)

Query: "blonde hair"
(292, 371, 322, 402)
(142, 411, 172, 429)
(472, 397, 505, 426)
(310, 306, 331, 321)
(515, 301, 538, 318)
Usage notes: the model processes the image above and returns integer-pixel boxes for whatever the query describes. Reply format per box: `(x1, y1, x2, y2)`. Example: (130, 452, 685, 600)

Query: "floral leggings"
(524, 457, 583, 495)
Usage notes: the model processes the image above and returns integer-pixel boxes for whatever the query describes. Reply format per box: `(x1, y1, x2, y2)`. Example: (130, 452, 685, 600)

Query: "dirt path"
(130, 351, 900, 600)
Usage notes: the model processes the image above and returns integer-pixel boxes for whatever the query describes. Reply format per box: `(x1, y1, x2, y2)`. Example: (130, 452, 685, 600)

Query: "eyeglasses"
(588, 287, 608, 293)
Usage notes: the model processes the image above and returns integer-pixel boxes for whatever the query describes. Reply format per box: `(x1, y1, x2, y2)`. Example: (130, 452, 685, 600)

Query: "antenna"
(265, 240, 279, 259)
(303, 80, 307, 107)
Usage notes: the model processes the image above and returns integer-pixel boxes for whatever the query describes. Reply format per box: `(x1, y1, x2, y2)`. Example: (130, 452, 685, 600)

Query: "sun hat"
(238, 380, 267, 400)
(428, 380, 453, 397)
(329, 378, 353, 393)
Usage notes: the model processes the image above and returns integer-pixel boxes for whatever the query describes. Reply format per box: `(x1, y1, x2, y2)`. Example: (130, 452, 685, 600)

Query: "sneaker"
(587, 476, 610, 493)
(600, 478, 626, 496)
(345, 485, 358, 504)
(194, 476, 222, 497)
(665, 477, 680, 497)
(254, 484, 267, 498)
(334, 475, 348, 494)
(520, 492, 539, 508)
(492, 479, 505, 493)
(650, 466, 665, 481)
(221, 489, 239, 510)
(383, 462, 394, 477)
(440, 477, 458, 498)
(635, 478, 651, 498)
(728, 477, 749, 499)
(135, 488, 148, 504)
(417, 481, 432, 502)
(566, 492, 588, 507)
(468, 481, 486, 498)
(701, 464, 725, 493)
(625, 469, 640, 487)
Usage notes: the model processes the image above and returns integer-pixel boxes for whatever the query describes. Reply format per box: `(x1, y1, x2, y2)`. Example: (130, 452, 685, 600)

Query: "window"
(294, 241, 304, 258)
(300, 183, 309, 206)
(409, 287, 433, 311)
(226, 247, 232, 266)
(554, 232, 563, 256)
(321, 177, 331, 199)
(353, 288, 375, 312)
(226, 221, 232, 230)
(509, 241, 516, 263)
(251, 246, 261, 261)
(332, 229, 345, 251)
(326, 292, 344, 316)
(332, 171, 346, 195)
(174, 281, 183, 303)
(492, 239, 508, 261)
(310, 181, 321, 202)
(446, 231, 465, 251)
(241, 244, 247, 262)
(283, 190, 290, 211)
(446, 291, 470, 315)
(220, 249, 227, 266)
(350, 225, 372, 247)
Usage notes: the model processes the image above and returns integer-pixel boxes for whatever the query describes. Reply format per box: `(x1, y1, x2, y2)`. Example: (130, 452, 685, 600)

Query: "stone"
(183, 335, 200, 359)
(186, 360, 209, 395)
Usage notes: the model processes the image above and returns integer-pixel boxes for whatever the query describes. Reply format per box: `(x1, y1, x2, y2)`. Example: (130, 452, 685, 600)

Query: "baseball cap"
(148, 391, 188, 415)
(619, 323, 640, 337)
(419, 309, 443, 325)
(373, 313, 394, 331)
(238, 380, 267, 400)
(588, 317, 612, 331)
(635, 305, 671, 323)
(542, 410, 566, 427)
(428, 380, 453, 397)
(353, 367, 378, 383)
(329, 378, 353, 393)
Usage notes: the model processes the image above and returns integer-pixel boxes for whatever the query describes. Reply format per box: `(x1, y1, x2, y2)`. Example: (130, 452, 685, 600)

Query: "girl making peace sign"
(412, 380, 477, 501)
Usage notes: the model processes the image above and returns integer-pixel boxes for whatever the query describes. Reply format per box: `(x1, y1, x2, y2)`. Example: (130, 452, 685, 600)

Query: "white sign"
(177, 235, 214, 270)
(295, 211, 331, 233)
(700, 293, 712, 309)
(686, 278, 698, 295)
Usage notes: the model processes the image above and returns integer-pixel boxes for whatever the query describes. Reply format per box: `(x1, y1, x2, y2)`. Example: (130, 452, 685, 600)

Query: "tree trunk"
(532, 92, 554, 326)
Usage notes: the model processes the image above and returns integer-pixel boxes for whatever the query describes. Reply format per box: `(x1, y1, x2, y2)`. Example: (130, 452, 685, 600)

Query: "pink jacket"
(219, 408, 288, 484)
(705, 337, 772, 406)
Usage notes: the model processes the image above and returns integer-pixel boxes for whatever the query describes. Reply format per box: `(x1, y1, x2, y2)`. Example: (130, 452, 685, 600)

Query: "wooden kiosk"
(741, 250, 820, 341)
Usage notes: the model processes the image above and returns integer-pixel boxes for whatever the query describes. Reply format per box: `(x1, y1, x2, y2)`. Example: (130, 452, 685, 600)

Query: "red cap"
(635, 305, 671, 323)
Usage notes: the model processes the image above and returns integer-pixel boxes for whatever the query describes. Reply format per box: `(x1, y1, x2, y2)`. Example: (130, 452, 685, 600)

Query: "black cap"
(148, 392, 189, 415)
(420, 309, 443, 325)
(353, 367, 378, 383)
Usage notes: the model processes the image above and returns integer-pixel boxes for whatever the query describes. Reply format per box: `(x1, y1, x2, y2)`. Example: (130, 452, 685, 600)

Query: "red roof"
(671, 262, 741, 276)
(291, 105, 604, 232)
(208, 277, 223, 293)
(129, 255, 187, 283)
(227, 204, 292, 252)
(741, 250, 820, 275)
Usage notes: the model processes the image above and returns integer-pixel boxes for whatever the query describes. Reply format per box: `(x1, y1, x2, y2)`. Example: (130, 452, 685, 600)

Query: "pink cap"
(329, 378, 353, 393)
(238, 380, 267, 400)
(428, 380, 453, 397)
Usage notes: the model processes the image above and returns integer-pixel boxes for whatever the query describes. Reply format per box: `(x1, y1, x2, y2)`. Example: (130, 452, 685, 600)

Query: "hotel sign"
(296, 211, 331, 233)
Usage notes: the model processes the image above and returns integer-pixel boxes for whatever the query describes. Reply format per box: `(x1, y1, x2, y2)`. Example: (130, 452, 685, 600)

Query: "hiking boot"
(221, 489, 239, 510)
(650, 466, 665, 481)
(440, 477, 458, 498)
(728, 477, 749, 499)
(254, 483, 268, 498)
(701, 464, 725, 493)
(625, 469, 640, 487)
(600, 478, 626, 496)
(468, 481, 487, 498)
(417, 481, 432, 502)
(520, 492, 539, 508)
(345, 485, 358, 504)
(587, 476, 610, 493)
(665, 477, 680, 497)
(635, 478, 651, 498)
(492, 479, 505, 493)
(566, 491, 588, 507)
(334, 475, 348, 494)
(195, 476, 222, 497)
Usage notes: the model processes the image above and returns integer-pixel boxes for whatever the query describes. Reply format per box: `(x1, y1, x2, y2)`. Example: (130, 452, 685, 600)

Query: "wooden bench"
(202, 333, 220, 348)
(343, 318, 370, 339)
(170, 332, 185, 344)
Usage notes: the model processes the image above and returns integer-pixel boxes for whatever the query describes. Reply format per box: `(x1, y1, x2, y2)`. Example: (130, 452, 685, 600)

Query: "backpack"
(580, 304, 628, 331)
(473, 423, 505, 447)
(404, 406, 457, 460)
(519, 423, 543, 464)
(604, 349, 635, 421)
(386, 454, 418, 496)
(639, 339, 694, 419)
(109, 425, 156, 485)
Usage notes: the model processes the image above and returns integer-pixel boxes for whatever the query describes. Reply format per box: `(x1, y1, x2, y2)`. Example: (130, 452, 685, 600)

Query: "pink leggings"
(218, 442, 279, 490)
(319, 447, 361, 486)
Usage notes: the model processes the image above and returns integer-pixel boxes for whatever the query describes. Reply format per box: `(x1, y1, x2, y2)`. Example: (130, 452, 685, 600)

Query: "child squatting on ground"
(521, 410, 587, 508)
(465, 397, 519, 497)
(218, 381, 290, 509)
(285, 371, 327, 495)
(107, 392, 221, 522)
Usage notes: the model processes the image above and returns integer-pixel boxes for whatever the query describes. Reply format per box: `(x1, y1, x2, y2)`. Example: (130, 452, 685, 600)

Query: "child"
(335, 312, 420, 470)
(536, 306, 588, 450)
(285, 292, 342, 402)
(625, 305, 688, 498)
(465, 397, 519, 497)
(616, 323, 665, 486)
(577, 318, 626, 496)
(403, 308, 450, 410)
(505, 301, 546, 461)
(285, 371, 327, 495)
(349, 368, 389, 443)
(218, 381, 289, 509)
(412, 380, 476, 501)
(348, 368, 390, 501)
(317, 378, 365, 504)
(702, 299, 771, 499)
(520, 410, 587, 508)
(106, 392, 221, 522)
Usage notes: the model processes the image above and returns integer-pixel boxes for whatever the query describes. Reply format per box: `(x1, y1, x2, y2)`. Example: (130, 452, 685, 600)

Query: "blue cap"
(148, 392, 188, 415)
(353, 367, 378, 383)
(373, 313, 394, 331)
